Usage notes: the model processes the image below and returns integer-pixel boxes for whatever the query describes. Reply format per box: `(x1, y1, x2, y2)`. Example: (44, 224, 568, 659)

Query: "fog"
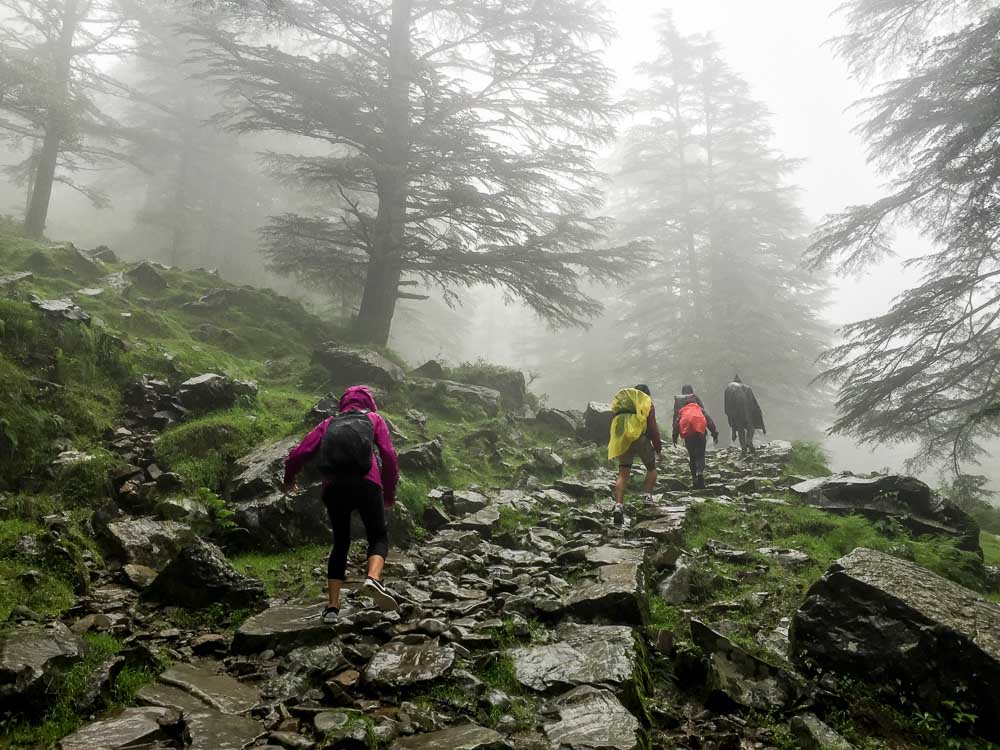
(1, 0, 996, 491)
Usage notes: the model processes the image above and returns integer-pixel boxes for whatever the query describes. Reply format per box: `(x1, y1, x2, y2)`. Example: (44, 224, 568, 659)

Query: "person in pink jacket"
(283, 385, 400, 623)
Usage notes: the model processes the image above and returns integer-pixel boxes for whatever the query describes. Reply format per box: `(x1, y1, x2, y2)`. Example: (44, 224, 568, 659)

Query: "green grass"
(232, 544, 328, 599)
(784, 440, 832, 478)
(982, 533, 1000, 567)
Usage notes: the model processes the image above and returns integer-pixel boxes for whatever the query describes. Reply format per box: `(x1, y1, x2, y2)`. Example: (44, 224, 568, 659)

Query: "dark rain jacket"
(724, 382, 766, 432)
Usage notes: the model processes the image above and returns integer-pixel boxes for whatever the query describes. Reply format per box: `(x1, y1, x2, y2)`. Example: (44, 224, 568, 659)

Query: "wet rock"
(791, 548, 1000, 738)
(657, 555, 694, 605)
(454, 367, 527, 407)
(398, 439, 445, 473)
(71, 654, 124, 714)
(231, 491, 331, 550)
(270, 730, 316, 749)
(177, 373, 258, 412)
(314, 345, 406, 388)
(98, 516, 196, 569)
(409, 378, 502, 416)
(411, 360, 446, 379)
(534, 408, 581, 436)
(392, 724, 511, 750)
(230, 437, 299, 501)
(422, 504, 452, 533)
(155, 661, 260, 714)
(364, 640, 456, 690)
(232, 601, 335, 654)
(449, 490, 489, 516)
(691, 619, 804, 711)
(0, 622, 83, 710)
(791, 474, 980, 552)
(449, 507, 501, 539)
(122, 563, 158, 589)
(563, 562, 645, 625)
(90, 245, 119, 263)
(790, 714, 855, 750)
(264, 643, 347, 703)
(0, 271, 32, 288)
(58, 706, 182, 750)
(580, 402, 612, 444)
(30, 296, 90, 323)
(156, 496, 210, 524)
(144, 538, 267, 611)
(192, 634, 228, 655)
(125, 261, 168, 292)
(512, 623, 640, 698)
(530, 448, 564, 474)
(543, 686, 643, 750)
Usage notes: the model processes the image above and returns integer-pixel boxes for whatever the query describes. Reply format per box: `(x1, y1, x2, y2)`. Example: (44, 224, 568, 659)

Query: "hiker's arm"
(705, 411, 719, 443)
(373, 415, 399, 507)
(283, 419, 328, 486)
(647, 407, 662, 453)
(671, 411, 680, 446)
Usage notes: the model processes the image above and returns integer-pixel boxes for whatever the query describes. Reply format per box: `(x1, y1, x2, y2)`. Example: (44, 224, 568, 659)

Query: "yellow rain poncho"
(607, 388, 653, 460)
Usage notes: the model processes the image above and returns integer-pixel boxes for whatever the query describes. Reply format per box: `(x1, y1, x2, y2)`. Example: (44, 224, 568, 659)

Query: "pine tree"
(192, 0, 642, 346)
(0, 0, 134, 237)
(807, 0, 1000, 472)
(607, 15, 829, 437)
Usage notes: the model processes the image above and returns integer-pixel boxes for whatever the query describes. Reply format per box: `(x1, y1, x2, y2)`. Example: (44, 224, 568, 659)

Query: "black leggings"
(323, 478, 389, 581)
(684, 433, 707, 479)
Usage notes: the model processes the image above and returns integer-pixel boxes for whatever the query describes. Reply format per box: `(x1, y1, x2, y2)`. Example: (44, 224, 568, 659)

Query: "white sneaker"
(362, 577, 399, 612)
(321, 606, 339, 625)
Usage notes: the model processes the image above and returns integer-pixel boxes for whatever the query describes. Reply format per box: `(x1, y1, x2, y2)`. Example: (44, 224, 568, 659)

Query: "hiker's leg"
(324, 485, 352, 609)
(747, 428, 756, 452)
(614, 465, 631, 506)
(737, 428, 747, 453)
(640, 439, 657, 494)
(695, 434, 707, 477)
(684, 438, 697, 480)
(357, 481, 390, 580)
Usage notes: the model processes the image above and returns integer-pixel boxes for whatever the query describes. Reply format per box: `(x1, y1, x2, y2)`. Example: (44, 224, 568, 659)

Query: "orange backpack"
(678, 402, 707, 439)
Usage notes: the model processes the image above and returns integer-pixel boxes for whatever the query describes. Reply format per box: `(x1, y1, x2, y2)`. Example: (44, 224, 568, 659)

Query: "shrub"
(785, 441, 832, 477)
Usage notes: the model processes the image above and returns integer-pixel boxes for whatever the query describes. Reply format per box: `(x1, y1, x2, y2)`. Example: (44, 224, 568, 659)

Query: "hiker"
(671, 385, 719, 489)
(282, 385, 399, 624)
(608, 384, 662, 527)
(724, 374, 766, 456)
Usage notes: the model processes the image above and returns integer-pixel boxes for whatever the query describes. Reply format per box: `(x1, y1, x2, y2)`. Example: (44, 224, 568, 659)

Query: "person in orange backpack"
(671, 385, 719, 489)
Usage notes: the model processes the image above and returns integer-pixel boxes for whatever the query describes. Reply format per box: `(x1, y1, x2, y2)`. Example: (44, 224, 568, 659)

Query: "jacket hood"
(339, 385, 378, 413)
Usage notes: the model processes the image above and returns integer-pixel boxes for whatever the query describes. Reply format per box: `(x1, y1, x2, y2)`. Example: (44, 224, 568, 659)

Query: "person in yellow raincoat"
(608, 384, 663, 526)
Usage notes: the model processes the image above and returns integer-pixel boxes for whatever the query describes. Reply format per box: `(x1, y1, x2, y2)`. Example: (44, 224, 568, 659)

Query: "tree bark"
(356, 0, 412, 346)
(24, 0, 79, 238)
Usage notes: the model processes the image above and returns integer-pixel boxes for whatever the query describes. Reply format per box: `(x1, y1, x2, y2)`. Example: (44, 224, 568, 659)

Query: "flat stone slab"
(364, 640, 456, 690)
(101, 517, 195, 569)
(231, 601, 334, 654)
(1, 621, 83, 709)
(58, 706, 177, 750)
(448, 507, 501, 538)
(512, 623, 639, 697)
(392, 724, 512, 749)
(584, 546, 645, 566)
(158, 661, 259, 714)
(185, 709, 265, 750)
(543, 686, 643, 750)
(562, 562, 645, 625)
(791, 548, 1000, 739)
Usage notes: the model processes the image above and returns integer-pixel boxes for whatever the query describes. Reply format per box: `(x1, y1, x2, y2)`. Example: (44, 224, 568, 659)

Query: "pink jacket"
(283, 385, 399, 507)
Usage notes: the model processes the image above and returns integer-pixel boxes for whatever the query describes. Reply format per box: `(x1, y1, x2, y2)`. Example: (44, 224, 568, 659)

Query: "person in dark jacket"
(612, 384, 663, 527)
(283, 385, 399, 624)
(672, 385, 719, 489)
(724, 375, 766, 456)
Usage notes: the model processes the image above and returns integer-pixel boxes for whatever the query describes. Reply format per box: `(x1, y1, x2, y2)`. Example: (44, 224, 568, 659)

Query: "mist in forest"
(1, 0, 997, 494)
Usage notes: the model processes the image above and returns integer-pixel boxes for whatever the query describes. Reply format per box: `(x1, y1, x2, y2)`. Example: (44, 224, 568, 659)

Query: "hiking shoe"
(321, 606, 340, 625)
(643, 492, 654, 504)
(363, 577, 399, 612)
(613, 504, 625, 527)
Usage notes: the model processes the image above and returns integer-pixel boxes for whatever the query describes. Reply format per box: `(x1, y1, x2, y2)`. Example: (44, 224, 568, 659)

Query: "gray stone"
(99, 516, 196, 569)
(449, 507, 500, 538)
(0, 622, 83, 710)
(58, 706, 181, 750)
(409, 378, 502, 416)
(314, 345, 406, 388)
(230, 437, 299, 501)
(543, 686, 643, 750)
(270, 730, 316, 749)
(155, 661, 259, 714)
(363, 640, 456, 690)
(231, 491, 332, 550)
(512, 623, 640, 698)
(126, 261, 168, 291)
(232, 601, 336, 654)
(0, 271, 32, 288)
(454, 367, 526, 407)
(534, 408, 581, 436)
(791, 474, 980, 552)
(449, 490, 490, 516)
(392, 724, 511, 750)
(563, 562, 645, 626)
(156, 496, 210, 524)
(30, 296, 90, 322)
(580, 402, 612, 444)
(144, 538, 266, 611)
(263, 644, 347, 703)
(791, 548, 1000, 739)
(790, 714, 855, 750)
(178, 373, 258, 412)
(411, 360, 446, 379)
(398, 439, 445, 473)
(657, 555, 694, 605)
(691, 619, 804, 711)
(122, 563, 158, 589)
(757, 546, 810, 568)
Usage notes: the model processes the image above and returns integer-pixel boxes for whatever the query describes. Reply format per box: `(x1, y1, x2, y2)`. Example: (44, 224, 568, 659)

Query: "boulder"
(392, 724, 511, 750)
(229, 437, 300, 502)
(453, 367, 527, 407)
(398, 439, 444, 474)
(58, 706, 183, 750)
(125, 261, 168, 292)
(232, 601, 336, 654)
(563, 562, 645, 626)
(0, 622, 83, 711)
(143, 539, 267, 611)
(543, 686, 643, 750)
(448, 507, 501, 539)
(177, 373, 258, 413)
(411, 360, 446, 379)
(231, 491, 331, 551)
(409, 378, 502, 416)
(30, 296, 90, 323)
(691, 619, 804, 711)
(98, 517, 196, 569)
(90, 245, 119, 263)
(791, 548, 1000, 739)
(580, 402, 612, 444)
(790, 714, 855, 750)
(791, 474, 980, 552)
(0, 271, 32, 289)
(363, 640, 456, 690)
(262, 643, 347, 703)
(535, 408, 581, 436)
(313, 345, 406, 388)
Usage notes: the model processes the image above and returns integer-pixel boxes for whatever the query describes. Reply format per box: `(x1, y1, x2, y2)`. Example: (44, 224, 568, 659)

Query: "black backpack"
(318, 410, 375, 478)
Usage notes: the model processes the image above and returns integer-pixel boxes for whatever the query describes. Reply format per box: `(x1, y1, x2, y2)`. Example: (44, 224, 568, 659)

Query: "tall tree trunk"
(356, 0, 412, 345)
(24, 0, 78, 238)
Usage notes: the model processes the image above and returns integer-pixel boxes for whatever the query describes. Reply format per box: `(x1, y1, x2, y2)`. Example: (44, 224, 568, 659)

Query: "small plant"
(785, 441, 832, 477)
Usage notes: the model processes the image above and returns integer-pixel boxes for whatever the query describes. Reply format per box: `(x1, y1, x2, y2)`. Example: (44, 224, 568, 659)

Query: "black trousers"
(735, 427, 756, 452)
(684, 433, 707, 480)
(322, 478, 389, 581)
